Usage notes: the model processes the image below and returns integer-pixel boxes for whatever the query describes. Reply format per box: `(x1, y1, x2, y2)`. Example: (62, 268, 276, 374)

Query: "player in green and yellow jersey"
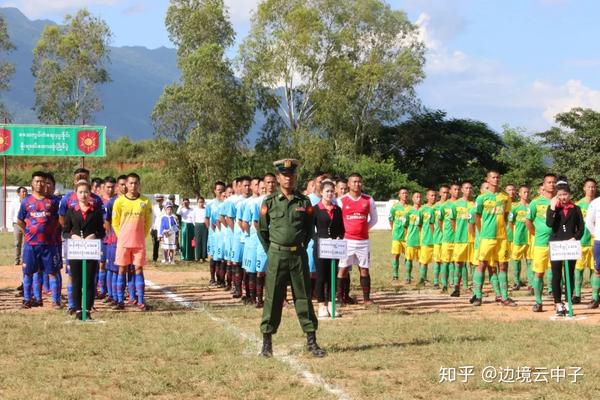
(470, 182, 489, 270)
(439, 184, 459, 292)
(525, 173, 557, 312)
(468, 182, 488, 304)
(403, 192, 422, 284)
(505, 184, 517, 273)
(508, 185, 530, 291)
(525, 181, 543, 294)
(389, 188, 411, 281)
(418, 190, 436, 286)
(432, 185, 449, 289)
(450, 181, 474, 297)
(574, 178, 597, 303)
(472, 170, 514, 307)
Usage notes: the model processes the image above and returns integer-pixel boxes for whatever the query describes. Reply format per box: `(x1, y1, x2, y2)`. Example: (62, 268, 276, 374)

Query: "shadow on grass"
(328, 334, 491, 353)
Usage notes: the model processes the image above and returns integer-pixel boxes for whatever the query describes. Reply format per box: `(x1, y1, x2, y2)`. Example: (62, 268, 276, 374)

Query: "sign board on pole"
(0, 124, 106, 157)
(318, 239, 347, 260)
(549, 240, 582, 261)
(67, 239, 102, 261)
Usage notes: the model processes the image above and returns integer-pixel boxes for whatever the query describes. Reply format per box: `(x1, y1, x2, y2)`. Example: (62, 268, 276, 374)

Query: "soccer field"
(1, 231, 599, 400)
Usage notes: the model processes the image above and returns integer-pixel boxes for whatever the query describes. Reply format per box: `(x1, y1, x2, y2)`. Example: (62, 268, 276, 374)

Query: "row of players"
(388, 172, 600, 314)
(16, 169, 152, 317)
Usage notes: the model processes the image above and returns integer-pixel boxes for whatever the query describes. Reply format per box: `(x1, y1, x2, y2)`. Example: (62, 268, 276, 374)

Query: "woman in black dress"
(63, 181, 106, 320)
(313, 180, 345, 318)
(546, 181, 584, 316)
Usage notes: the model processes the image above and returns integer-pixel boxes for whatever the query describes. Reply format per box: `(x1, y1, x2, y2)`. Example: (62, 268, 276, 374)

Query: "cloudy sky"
(2, 0, 599, 133)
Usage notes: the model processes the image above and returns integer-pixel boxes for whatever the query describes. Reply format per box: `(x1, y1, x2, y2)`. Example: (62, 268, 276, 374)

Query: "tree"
(32, 9, 112, 124)
(152, 0, 253, 195)
(314, 0, 425, 154)
(239, 0, 424, 154)
(538, 107, 600, 194)
(0, 15, 15, 119)
(495, 125, 547, 187)
(374, 110, 504, 188)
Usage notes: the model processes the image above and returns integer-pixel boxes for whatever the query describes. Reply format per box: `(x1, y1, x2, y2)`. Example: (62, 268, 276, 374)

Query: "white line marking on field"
(549, 315, 588, 321)
(146, 280, 351, 400)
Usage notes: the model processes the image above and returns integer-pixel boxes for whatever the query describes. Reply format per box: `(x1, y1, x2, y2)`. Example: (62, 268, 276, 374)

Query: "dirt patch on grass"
(3, 264, 599, 324)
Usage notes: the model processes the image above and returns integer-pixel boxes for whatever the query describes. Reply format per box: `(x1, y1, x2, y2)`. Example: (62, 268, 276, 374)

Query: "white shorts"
(339, 239, 370, 269)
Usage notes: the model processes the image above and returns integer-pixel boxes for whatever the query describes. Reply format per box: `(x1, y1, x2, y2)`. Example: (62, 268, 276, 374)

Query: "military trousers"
(260, 246, 318, 334)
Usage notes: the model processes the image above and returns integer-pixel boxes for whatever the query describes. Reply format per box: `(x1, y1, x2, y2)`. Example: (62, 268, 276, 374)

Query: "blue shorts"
(307, 239, 316, 273)
(222, 229, 232, 261)
(104, 243, 118, 273)
(243, 242, 257, 273)
(231, 236, 244, 264)
(207, 229, 214, 257)
(256, 245, 268, 273)
(213, 229, 223, 261)
(100, 242, 107, 263)
(23, 244, 60, 275)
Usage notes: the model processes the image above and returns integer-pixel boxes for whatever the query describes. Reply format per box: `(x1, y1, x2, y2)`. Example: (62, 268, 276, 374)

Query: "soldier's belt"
(270, 243, 304, 252)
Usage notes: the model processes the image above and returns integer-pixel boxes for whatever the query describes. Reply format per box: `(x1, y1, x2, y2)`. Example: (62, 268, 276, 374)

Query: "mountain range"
(0, 7, 264, 142)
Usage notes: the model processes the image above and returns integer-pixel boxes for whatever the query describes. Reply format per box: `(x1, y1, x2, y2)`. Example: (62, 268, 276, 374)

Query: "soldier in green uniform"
(257, 159, 325, 358)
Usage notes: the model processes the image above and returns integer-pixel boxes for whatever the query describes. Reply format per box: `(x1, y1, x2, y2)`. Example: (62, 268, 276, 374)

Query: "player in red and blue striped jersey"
(45, 172, 64, 307)
(17, 171, 61, 308)
(100, 176, 118, 302)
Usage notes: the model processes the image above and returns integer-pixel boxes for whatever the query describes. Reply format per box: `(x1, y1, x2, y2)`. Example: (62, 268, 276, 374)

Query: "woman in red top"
(313, 180, 345, 318)
(63, 181, 106, 320)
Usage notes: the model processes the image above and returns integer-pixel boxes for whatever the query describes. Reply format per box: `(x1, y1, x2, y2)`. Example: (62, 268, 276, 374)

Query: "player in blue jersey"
(254, 173, 277, 308)
(40, 172, 62, 304)
(231, 176, 252, 298)
(101, 176, 118, 304)
(220, 180, 238, 290)
(206, 181, 226, 286)
(40, 173, 55, 295)
(240, 177, 261, 303)
(17, 171, 61, 308)
(216, 185, 233, 287)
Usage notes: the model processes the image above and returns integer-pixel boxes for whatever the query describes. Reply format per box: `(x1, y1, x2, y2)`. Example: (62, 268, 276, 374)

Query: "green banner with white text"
(0, 124, 106, 157)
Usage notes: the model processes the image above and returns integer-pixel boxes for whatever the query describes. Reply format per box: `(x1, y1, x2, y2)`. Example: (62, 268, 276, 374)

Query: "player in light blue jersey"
(231, 176, 252, 299)
(220, 179, 239, 291)
(206, 181, 225, 286)
(215, 185, 233, 287)
(254, 173, 277, 308)
(239, 177, 261, 304)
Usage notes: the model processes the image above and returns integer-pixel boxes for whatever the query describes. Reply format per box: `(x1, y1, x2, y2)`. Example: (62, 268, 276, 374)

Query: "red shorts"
(116, 246, 146, 267)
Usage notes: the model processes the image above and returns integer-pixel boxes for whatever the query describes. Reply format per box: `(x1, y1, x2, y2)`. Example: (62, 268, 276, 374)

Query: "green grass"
(2, 230, 599, 399)
(0, 311, 335, 400)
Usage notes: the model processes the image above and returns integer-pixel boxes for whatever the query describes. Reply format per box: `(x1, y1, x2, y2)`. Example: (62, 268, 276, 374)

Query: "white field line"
(146, 280, 352, 400)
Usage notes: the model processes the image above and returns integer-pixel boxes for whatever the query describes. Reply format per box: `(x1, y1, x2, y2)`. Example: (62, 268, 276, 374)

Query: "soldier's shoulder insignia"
(260, 204, 268, 216)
